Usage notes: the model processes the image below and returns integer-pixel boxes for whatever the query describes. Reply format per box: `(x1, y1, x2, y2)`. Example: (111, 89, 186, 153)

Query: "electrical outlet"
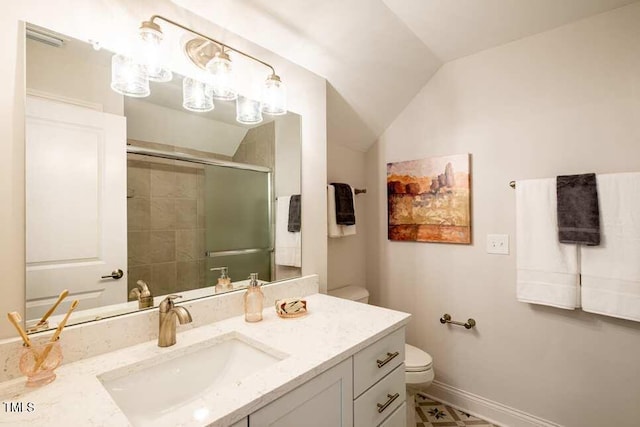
(486, 234, 509, 255)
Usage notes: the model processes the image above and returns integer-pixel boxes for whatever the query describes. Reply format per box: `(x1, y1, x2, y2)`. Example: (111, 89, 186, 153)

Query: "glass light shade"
(183, 77, 214, 112)
(206, 52, 237, 101)
(236, 96, 263, 125)
(110, 54, 150, 98)
(139, 25, 172, 82)
(261, 74, 286, 115)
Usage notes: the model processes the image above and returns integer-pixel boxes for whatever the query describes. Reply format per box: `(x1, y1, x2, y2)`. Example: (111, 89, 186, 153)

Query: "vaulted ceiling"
(173, 0, 638, 152)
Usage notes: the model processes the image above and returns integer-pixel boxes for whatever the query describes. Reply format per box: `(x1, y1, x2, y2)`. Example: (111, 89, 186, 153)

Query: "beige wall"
(233, 121, 275, 168)
(275, 114, 301, 198)
(327, 143, 367, 291)
(367, 4, 640, 427)
(26, 37, 123, 115)
(125, 98, 248, 157)
(0, 0, 326, 338)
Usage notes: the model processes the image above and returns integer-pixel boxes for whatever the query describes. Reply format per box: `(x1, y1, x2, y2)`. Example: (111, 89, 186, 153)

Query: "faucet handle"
(159, 294, 183, 312)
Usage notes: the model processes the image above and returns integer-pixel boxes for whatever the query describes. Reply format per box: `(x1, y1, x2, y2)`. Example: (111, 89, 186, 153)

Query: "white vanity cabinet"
(249, 327, 406, 427)
(353, 327, 406, 427)
(249, 358, 353, 426)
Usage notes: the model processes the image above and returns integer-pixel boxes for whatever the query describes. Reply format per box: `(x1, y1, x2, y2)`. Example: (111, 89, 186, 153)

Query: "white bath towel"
(580, 173, 640, 322)
(516, 178, 580, 309)
(275, 196, 301, 267)
(327, 185, 342, 238)
(327, 185, 356, 237)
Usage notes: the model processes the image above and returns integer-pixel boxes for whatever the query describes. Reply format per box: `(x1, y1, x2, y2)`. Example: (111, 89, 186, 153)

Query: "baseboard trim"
(421, 381, 562, 427)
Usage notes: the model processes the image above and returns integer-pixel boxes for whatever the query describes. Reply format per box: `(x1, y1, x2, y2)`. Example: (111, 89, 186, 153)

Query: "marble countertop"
(0, 293, 410, 427)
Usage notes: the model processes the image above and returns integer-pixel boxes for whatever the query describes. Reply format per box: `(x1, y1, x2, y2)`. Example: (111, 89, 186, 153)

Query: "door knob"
(101, 269, 124, 280)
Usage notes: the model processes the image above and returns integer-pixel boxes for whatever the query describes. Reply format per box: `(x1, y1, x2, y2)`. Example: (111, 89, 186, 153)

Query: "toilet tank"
(328, 285, 369, 303)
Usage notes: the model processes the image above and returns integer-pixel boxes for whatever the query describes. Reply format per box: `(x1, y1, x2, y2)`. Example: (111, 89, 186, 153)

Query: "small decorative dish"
(277, 310, 308, 319)
(275, 298, 308, 318)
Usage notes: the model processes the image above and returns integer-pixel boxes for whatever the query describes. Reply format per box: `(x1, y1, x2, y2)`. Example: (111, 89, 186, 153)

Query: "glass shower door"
(204, 165, 271, 288)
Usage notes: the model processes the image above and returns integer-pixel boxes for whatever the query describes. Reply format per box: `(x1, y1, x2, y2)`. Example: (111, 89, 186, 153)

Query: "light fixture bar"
(148, 15, 276, 76)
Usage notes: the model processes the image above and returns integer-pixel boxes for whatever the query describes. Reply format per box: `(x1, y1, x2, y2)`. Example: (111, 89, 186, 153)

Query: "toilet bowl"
(327, 285, 434, 388)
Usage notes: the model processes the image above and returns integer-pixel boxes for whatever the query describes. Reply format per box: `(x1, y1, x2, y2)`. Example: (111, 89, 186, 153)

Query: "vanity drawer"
(379, 401, 406, 427)
(353, 327, 405, 397)
(354, 363, 406, 427)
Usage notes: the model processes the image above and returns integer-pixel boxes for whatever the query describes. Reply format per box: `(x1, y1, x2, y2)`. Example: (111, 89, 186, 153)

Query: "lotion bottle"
(244, 273, 264, 322)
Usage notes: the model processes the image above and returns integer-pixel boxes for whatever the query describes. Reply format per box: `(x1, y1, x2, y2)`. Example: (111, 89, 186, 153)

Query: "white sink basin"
(98, 332, 286, 426)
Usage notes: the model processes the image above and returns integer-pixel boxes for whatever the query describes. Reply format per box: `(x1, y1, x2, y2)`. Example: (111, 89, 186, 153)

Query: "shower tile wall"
(126, 140, 231, 298)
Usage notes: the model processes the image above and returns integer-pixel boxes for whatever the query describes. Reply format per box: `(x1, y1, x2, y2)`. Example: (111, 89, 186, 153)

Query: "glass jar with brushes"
(7, 299, 79, 387)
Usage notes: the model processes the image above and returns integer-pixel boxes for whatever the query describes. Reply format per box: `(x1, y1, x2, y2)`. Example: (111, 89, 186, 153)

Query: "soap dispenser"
(210, 267, 232, 291)
(244, 273, 264, 322)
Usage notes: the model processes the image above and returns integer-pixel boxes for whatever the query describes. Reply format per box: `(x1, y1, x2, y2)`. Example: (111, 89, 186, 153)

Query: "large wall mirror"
(24, 24, 302, 332)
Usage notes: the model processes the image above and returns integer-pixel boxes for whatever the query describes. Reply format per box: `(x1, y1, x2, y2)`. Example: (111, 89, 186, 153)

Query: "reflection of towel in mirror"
(327, 185, 356, 238)
(330, 183, 355, 225)
(556, 173, 600, 246)
(287, 194, 301, 232)
(276, 196, 301, 267)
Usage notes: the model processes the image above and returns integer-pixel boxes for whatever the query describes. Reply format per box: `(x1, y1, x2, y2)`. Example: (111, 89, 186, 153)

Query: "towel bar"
(440, 313, 476, 329)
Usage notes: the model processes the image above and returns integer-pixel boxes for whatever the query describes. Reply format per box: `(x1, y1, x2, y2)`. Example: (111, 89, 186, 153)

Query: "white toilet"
(327, 286, 434, 388)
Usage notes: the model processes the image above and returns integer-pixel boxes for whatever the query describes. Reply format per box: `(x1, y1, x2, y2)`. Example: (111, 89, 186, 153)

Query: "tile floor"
(415, 395, 498, 427)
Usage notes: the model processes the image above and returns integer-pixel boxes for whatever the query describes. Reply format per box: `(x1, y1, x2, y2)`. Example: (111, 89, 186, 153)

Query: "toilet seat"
(405, 344, 432, 372)
(405, 344, 434, 386)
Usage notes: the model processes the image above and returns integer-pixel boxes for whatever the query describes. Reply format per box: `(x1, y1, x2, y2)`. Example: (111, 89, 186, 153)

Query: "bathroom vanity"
(0, 292, 409, 426)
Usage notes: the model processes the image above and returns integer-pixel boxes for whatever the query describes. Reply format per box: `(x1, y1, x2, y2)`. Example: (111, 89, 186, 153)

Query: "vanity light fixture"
(206, 49, 237, 101)
(183, 77, 214, 112)
(262, 74, 286, 115)
(138, 20, 173, 82)
(236, 95, 263, 125)
(110, 54, 150, 98)
(110, 14, 287, 123)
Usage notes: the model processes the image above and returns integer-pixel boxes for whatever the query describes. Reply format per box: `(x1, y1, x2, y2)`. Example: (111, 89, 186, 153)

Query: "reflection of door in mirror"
(25, 97, 127, 320)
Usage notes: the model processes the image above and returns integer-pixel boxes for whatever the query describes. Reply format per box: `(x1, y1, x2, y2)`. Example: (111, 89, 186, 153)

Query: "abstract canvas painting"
(387, 154, 471, 244)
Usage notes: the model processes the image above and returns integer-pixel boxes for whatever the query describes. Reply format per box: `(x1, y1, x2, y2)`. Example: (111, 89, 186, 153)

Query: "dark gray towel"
(287, 194, 301, 232)
(330, 183, 355, 225)
(556, 173, 600, 246)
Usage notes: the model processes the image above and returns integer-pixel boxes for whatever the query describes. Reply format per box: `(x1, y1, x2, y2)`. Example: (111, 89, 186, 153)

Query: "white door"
(25, 96, 127, 320)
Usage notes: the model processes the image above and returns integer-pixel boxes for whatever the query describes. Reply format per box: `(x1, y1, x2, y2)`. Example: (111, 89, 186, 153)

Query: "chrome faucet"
(158, 295, 192, 347)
